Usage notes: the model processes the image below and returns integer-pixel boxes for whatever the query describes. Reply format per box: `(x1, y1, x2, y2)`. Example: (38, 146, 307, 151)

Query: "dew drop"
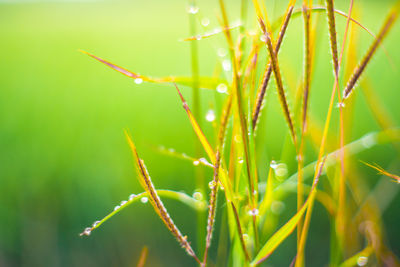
(129, 194, 136, 201)
(238, 157, 244, 164)
(193, 160, 200, 166)
(199, 157, 213, 167)
(80, 227, 92, 236)
(92, 220, 101, 228)
(260, 35, 267, 42)
(187, 5, 199, 14)
(114, 205, 120, 211)
(168, 148, 175, 153)
(141, 197, 149, 203)
(270, 160, 278, 169)
(222, 60, 231, 71)
(248, 208, 259, 216)
(201, 17, 210, 27)
(192, 191, 203, 201)
(357, 256, 368, 266)
(216, 83, 228, 94)
(242, 233, 249, 241)
(217, 48, 228, 57)
(134, 78, 143, 84)
(208, 180, 217, 189)
(205, 109, 216, 122)
(336, 102, 345, 108)
(120, 200, 127, 206)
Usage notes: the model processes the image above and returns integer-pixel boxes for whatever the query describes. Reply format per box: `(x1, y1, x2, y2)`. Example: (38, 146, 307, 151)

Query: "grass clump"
(80, 0, 400, 266)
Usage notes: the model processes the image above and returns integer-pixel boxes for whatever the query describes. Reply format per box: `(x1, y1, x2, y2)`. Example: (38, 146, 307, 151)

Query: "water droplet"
(217, 48, 227, 57)
(129, 194, 136, 201)
(248, 208, 259, 216)
(80, 227, 92, 236)
(195, 35, 202, 41)
(92, 220, 101, 228)
(270, 160, 278, 169)
(275, 163, 288, 177)
(222, 60, 231, 71)
(134, 78, 143, 84)
(238, 157, 244, 164)
(187, 5, 199, 14)
(242, 233, 249, 241)
(206, 109, 216, 122)
(192, 191, 203, 201)
(216, 83, 228, 94)
(336, 102, 345, 108)
(168, 148, 175, 153)
(208, 180, 217, 189)
(357, 256, 368, 266)
(141, 197, 149, 203)
(260, 35, 267, 42)
(193, 160, 200, 166)
(199, 158, 213, 167)
(271, 201, 285, 214)
(120, 200, 127, 206)
(114, 205, 120, 211)
(201, 17, 210, 27)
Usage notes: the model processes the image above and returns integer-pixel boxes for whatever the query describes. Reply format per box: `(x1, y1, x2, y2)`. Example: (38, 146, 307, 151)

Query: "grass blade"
(125, 131, 200, 263)
(79, 189, 206, 237)
(252, 0, 296, 130)
(136, 246, 149, 267)
(342, 7, 399, 101)
(80, 50, 227, 90)
(362, 161, 400, 183)
(258, 18, 297, 146)
(252, 157, 327, 265)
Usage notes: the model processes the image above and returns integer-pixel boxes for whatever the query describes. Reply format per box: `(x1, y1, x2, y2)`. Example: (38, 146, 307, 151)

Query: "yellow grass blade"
(362, 161, 400, 183)
(136, 246, 149, 267)
(251, 157, 327, 265)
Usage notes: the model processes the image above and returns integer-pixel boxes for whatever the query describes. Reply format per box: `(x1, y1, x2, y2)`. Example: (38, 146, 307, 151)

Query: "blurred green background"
(0, 0, 399, 266)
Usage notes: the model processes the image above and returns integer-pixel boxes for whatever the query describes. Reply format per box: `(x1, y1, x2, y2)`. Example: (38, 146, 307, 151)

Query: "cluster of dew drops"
(80, 193, 149, 237)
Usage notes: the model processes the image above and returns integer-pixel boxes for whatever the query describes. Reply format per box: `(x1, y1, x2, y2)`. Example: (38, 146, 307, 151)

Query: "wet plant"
(80, 0, 400, 266)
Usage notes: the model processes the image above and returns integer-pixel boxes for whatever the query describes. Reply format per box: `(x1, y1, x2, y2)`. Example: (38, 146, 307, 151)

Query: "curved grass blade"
(271, 6, 377, 40)
(157, 146, 214, 168)
(182, 23, 242, 41)
(80, 50, 228, 90)
(79, 189, 206, 237)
